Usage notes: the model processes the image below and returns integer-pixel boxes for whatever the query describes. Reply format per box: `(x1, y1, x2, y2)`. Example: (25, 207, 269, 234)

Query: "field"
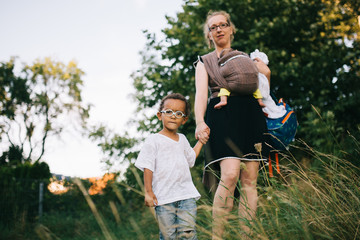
(1, 140, 359, 240)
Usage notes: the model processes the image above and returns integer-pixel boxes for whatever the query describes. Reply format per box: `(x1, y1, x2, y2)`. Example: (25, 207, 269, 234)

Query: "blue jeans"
(155, 198, 197, 240)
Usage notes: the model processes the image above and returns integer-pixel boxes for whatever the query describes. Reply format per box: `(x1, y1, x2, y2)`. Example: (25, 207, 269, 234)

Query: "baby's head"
(158, 93, 191, 117)
(250, 49, 269, 65)
(219, 48, 234, 58)
(218, 48, 249, 66)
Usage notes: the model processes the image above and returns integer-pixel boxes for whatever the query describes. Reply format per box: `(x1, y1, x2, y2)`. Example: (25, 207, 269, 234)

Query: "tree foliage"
(130, 0, 360, 156)
(89, 124, 138, 172)
(0, 58, 30, 120)
(90, 0, 360, 178)
(0, 57, 88, 227)
(0, 160, 51, 226)
(0, 57, 90, 164)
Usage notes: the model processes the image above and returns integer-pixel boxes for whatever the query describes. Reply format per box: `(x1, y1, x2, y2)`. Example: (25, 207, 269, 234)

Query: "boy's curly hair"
(158, 93, 191, 116)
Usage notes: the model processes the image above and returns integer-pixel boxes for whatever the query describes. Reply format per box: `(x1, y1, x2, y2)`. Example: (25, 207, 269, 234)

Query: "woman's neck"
(215, 44, 231, 58)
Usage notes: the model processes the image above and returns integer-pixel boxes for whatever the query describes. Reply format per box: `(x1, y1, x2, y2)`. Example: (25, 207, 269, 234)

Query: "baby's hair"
(203, 10, 236, 48)
(158, 93, 191, 116)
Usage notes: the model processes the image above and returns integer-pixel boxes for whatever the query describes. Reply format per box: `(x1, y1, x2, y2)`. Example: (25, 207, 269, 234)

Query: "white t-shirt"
(135, 133, 201, 206)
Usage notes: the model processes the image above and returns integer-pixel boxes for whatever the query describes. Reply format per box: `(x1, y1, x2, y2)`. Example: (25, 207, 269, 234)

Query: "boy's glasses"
(160, 109, 186, 119)
(208, 23, 229, 32)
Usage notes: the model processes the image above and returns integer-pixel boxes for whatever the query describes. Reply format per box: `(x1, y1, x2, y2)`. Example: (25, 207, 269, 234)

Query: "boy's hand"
(145, 191, 158, 207)
(195, 122, 210, 145)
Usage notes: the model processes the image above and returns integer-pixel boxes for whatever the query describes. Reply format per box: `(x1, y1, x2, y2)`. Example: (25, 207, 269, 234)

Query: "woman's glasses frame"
(208, 22, 229, 32)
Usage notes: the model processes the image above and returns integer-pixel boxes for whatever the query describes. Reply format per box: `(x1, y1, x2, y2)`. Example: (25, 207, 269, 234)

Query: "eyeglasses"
(160, 109, 186, 119)
(208, 23, 229, 32)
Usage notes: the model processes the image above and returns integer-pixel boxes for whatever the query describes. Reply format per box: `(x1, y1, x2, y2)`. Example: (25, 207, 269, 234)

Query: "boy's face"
(157, 99, 188, 132)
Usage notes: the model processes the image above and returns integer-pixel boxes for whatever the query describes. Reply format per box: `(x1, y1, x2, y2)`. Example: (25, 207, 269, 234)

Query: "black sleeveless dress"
(197, 54, 269, 191)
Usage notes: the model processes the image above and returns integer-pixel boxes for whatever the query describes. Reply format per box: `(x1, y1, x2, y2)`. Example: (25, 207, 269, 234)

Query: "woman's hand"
(144, 191, 158, 207)
(253, 57, 271, 82)
(195, 121, 210, 144)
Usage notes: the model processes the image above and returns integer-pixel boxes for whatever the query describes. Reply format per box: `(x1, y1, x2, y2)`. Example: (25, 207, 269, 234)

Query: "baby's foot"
(257, 98, 266, 108)
(214, 97, 228, 109)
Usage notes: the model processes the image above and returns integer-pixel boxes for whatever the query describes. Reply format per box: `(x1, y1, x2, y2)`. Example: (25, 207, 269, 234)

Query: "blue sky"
(0, 0, 184, 177)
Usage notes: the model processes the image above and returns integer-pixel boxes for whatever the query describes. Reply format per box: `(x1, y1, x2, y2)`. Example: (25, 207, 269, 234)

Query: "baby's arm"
(144, 168, 158, 207)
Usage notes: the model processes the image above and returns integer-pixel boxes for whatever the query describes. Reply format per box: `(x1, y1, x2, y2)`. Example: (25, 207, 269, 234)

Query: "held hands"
(195, 121, 210, 145)
(145, 191, 158, 207)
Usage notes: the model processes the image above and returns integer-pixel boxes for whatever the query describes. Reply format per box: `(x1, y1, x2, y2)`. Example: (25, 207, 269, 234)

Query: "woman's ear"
(208, 33, 214, 48)
(208, 32, 213, 41)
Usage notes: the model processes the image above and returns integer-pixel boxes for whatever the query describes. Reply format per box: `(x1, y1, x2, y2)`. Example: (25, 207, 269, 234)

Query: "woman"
(194, 11, 270, 238)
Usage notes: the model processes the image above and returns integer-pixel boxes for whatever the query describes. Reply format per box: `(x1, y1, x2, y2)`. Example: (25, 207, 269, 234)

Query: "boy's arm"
(144, 168, 158, 207)
(193, 141, 204, 158)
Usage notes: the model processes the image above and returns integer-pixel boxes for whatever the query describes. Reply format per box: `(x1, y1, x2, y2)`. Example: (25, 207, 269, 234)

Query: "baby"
(214, 49, 286, 119)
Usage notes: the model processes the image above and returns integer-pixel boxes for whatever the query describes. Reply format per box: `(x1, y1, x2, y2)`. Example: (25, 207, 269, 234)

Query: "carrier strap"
(281, 111, 294, 124)
(268, 152, 280, 177)
(268, 154, 273, 177)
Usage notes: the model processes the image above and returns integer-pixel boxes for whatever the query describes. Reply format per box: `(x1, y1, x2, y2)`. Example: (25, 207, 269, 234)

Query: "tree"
(89, 124, 138, 172)
(130, 0, 360, 155)
(89, 0, 360, 189)
(0, 57, 90, 164)
(0, 58, 30, 137)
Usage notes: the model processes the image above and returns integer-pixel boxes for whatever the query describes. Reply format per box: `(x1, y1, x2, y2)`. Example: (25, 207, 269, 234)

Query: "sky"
(0, 0, 184, 178)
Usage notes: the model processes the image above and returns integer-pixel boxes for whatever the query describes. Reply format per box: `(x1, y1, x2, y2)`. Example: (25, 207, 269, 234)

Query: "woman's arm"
(194, 62, 210, 144)
(254, 57, 271, 84)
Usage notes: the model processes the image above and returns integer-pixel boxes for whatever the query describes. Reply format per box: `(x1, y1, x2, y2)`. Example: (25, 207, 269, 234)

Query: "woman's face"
(207, 14, 233, 49)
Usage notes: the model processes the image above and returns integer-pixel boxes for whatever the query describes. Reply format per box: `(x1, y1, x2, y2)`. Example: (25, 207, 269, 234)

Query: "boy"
(135, 93, 206, 240)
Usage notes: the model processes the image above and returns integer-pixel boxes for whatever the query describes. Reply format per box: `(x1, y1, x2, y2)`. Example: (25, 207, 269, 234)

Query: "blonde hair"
(203, 10, 236, 48)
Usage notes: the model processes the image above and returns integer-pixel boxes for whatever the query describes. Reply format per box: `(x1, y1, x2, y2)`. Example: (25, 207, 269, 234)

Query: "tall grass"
(193, 140, 360, 240)
(22, 140, 360, 240)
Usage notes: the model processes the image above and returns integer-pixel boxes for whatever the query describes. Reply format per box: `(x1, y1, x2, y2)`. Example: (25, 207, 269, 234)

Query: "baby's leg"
(257, 98, 266, 108)
(214, 95, 228, 109)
